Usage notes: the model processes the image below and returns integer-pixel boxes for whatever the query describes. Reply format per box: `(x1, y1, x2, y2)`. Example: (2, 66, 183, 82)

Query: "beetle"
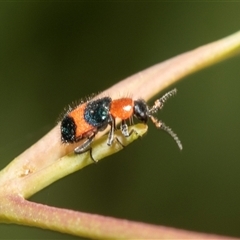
(60, 88, 182, 155)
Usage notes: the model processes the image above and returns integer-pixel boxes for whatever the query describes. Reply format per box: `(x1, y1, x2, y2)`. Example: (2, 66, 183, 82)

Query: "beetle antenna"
(160, 122, 183, 150)
(150, 115, 183, 150)
(149, 88, 177, 114)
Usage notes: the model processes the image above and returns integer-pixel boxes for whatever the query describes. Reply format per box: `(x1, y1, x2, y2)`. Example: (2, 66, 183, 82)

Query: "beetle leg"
(74, 133, 96, 154)
(107, 115, 115, 146)
(120, 120, 129, 137)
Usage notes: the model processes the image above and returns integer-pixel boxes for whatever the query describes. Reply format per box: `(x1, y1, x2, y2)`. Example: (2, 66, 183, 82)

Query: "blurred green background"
(1, 2, 240, 239)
